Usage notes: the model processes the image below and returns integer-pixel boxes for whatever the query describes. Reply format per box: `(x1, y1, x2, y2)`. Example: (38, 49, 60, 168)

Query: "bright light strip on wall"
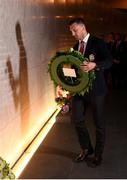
(12, 107, 61, 179)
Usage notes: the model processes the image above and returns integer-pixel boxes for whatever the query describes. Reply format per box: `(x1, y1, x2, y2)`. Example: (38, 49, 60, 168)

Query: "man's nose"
(72, 31, 75, 36)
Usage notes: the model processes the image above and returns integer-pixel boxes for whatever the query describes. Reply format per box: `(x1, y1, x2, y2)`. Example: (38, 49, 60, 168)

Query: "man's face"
(69, 23, 85, 40)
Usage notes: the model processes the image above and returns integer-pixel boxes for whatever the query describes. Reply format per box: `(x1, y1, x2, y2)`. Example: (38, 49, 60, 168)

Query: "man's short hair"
(68, 17, 85, 26)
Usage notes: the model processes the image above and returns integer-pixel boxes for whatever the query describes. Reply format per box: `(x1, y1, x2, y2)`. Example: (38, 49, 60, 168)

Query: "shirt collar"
(79, 33, 90, 44)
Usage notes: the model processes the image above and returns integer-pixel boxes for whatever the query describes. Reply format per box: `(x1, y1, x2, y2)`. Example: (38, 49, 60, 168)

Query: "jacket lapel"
(84, 35, 93, 57)
(73, 42, 79, 51)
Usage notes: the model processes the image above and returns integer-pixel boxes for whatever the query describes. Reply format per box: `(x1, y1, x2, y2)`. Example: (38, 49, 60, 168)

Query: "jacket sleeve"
(95, 39, 112, 71)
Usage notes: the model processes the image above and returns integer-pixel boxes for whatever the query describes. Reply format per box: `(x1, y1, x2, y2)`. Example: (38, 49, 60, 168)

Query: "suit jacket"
(73, 35, 112, 96)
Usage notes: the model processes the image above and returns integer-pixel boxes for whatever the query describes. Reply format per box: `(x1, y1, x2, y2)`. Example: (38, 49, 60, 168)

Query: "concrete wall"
(0, 0, 58, 166)
(0, 0, 127, 166)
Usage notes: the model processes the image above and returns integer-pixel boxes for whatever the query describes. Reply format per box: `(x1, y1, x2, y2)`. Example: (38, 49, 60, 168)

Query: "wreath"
(48, 49, 95, 96)
(0, 156, 15, 179)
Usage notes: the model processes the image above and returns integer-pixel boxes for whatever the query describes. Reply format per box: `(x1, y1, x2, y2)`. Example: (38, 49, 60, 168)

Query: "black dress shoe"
(87, 155, 102, 167)
(74, 148, 94, 163)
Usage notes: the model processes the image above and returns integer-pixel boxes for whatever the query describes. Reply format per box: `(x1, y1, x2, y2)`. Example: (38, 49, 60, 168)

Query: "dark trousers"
(71, 93, 105, 156)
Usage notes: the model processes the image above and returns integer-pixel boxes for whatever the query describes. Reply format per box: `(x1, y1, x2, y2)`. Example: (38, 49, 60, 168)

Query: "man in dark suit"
(69, 18, 112, 167)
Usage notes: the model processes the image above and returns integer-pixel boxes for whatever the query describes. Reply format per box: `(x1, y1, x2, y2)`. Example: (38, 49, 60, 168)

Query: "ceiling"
(96, 0, 127, 9)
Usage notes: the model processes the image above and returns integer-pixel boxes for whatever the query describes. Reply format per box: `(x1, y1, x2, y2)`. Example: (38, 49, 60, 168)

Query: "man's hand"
(80, 61, 96, 72)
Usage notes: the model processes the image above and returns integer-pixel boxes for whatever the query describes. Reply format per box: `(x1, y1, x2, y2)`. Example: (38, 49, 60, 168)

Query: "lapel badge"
(89, 54, 95, 61)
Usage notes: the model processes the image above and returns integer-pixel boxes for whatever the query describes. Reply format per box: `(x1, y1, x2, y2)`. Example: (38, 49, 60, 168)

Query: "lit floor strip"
(12, 108, 61, 179)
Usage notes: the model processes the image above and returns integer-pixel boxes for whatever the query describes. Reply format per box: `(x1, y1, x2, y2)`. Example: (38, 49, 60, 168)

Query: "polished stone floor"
(20, 89, 127, 179)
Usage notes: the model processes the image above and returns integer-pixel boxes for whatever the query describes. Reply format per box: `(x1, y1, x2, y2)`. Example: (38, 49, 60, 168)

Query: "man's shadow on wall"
(6, 22, 30, 136)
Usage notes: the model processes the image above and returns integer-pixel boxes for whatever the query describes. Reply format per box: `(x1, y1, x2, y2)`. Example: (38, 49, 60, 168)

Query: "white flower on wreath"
(69, 47, 74, 52)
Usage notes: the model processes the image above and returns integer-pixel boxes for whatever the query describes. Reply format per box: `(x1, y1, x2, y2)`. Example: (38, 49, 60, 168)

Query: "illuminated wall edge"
(12, 107, 61, 179)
